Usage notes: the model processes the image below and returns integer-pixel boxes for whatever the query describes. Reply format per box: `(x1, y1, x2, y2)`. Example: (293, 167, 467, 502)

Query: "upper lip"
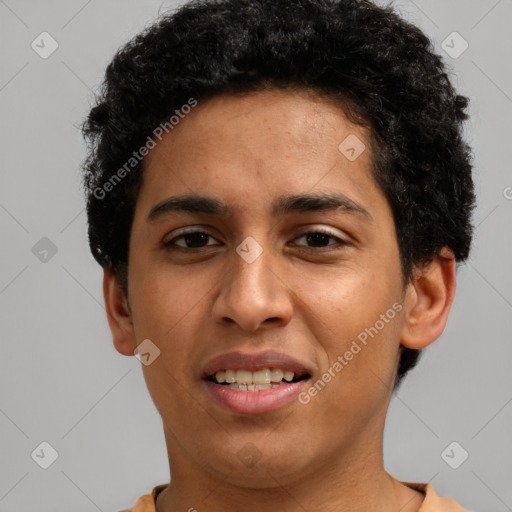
(201, 349, 313, 379)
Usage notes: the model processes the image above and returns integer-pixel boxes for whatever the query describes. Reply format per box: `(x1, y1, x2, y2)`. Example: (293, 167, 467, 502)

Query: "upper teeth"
(214, 368, 295, 384)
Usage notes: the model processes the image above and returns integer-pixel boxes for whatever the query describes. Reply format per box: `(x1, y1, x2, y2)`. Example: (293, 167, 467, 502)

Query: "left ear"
(400, 247, 456, 349)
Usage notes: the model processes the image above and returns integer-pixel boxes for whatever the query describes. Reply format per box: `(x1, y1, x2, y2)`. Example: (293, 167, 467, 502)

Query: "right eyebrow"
(147, 192, 373, 223)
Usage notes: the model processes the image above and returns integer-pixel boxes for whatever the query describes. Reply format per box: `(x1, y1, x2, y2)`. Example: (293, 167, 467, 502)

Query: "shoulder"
(118, 483, 168, 512)
(402, 481, 473, 512)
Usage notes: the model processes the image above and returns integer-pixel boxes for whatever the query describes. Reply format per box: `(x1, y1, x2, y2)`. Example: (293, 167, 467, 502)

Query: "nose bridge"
(213, 236, 293, 332)
(233, 238, 275, 297)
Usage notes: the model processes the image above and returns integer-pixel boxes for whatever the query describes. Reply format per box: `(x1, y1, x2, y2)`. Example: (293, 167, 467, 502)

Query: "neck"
(155, 420, 424, 512)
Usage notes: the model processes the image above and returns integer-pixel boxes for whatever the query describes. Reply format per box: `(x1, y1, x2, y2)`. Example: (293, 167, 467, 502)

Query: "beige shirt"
(121, 481, 471, 511)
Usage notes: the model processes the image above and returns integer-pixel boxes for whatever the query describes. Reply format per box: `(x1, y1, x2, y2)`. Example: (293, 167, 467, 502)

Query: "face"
(125, 88, 408, 487)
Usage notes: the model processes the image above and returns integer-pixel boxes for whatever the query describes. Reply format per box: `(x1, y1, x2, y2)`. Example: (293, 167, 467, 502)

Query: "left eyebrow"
(147, 192, 373, 223)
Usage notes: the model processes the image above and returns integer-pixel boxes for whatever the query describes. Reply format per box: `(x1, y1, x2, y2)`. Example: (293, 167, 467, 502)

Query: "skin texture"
(104, 89, 456, 511)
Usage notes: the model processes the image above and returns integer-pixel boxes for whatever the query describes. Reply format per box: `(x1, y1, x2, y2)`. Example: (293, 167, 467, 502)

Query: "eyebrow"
(147, 192, 373, 223)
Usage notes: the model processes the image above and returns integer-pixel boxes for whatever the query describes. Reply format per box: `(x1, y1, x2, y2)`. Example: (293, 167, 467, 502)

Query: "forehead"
(147, 89, 371, 175)
(149, 88, 369, 154)
(128, 88, 401, 275)
(136, 88, 386, 223)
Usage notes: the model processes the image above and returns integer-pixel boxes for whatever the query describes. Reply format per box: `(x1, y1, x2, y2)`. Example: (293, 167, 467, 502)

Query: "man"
(81, 0, 476, 510)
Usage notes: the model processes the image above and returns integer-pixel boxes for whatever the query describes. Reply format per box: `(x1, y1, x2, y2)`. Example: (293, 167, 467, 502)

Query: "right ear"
(103, 268, 137, 356)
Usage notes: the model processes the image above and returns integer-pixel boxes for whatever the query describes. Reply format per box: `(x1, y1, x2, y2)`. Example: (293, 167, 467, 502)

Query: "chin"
(200, 441, 314, 489)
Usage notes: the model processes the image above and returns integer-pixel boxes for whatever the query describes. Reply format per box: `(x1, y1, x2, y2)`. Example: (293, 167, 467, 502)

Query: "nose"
(212, 241, 294, 333)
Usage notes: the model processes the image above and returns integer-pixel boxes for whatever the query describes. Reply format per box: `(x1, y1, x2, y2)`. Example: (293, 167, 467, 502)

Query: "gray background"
(1, 0, 511, 510)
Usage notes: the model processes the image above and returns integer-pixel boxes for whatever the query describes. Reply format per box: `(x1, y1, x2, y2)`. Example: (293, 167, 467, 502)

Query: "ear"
(400, 247, 456, 349)
(103, 268, 137, 356)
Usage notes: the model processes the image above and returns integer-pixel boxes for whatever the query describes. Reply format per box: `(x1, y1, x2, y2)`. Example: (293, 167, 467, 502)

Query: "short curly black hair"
(81, 0, 475, 390)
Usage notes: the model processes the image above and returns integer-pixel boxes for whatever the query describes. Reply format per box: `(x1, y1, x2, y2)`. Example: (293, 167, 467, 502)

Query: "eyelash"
(163, 228, 349, 252)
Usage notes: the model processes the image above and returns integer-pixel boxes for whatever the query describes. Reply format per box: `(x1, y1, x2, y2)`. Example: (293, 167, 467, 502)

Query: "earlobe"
(103, 268, 137, 357)
(400, 247, 456, 350)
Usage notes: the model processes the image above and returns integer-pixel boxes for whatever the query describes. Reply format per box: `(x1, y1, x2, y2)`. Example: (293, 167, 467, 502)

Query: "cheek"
(129, 250, 200, 333)
(298, 258, 402, 338)
(128, 261, 204, 411)
(297, 255, 404, 396)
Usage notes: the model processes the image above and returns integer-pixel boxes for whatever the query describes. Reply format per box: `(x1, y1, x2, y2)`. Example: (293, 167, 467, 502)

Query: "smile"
(201, 350, 313, 414)
(207, 368, 308, 391)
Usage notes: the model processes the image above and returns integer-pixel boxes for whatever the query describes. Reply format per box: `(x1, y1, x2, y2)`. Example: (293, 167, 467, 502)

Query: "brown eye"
(164, 231, 219, 249)
(292, 229, 349, 249)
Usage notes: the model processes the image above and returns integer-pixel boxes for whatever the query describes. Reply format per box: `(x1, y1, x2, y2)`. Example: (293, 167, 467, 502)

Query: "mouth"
(205, 368, 311, 391)
(201, 350, 313, 414)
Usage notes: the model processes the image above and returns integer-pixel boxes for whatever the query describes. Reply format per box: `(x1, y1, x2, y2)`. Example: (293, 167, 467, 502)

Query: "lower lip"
(204, 379, 309, 414)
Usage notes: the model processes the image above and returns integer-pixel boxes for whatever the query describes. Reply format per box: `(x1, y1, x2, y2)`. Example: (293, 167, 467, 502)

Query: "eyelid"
(163, 225, 215, 239)
(294, 225, 343, 238)
(290, 227, 349, 248)
(163, 226, 219, 246)
(163, 225, 351, 249)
